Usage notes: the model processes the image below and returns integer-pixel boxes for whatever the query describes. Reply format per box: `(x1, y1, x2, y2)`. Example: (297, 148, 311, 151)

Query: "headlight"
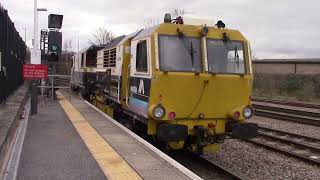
(153, 106, 165, 118)
(243, 107, 253, 118)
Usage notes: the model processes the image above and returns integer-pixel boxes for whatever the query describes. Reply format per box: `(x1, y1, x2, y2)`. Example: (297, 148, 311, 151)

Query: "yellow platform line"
(57, 93, 142, 180)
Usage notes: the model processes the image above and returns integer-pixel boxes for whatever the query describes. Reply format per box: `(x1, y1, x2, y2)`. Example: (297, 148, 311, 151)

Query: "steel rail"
(254, 109, 320, 126)
(252, 98, 320, 109)
(247, 139, 320, 165)
(253, 104, 320, 118)
(247, 128, 320, 165)
(199, 156, 246, 180)
(168, 151, 246, 180)
(258, 126, 320, 142)
(258, 132, 320, 153)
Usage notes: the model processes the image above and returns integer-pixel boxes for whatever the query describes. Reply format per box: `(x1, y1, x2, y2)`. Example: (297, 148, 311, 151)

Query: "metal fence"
(0, 3, 27, 103)
(39, 75, 71, 101)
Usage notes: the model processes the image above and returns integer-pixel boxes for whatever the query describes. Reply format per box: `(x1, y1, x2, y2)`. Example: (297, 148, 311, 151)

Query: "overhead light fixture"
(37, 8, 47, 11)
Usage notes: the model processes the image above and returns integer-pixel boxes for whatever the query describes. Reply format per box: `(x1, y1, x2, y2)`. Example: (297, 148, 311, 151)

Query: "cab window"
(207, 39, 245, 74)
(136, 40, 148, 72)
(158, 35, 201, 72)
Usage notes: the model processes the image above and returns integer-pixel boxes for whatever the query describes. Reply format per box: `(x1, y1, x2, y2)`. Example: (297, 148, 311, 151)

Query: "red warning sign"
(23, 64, 48, 79)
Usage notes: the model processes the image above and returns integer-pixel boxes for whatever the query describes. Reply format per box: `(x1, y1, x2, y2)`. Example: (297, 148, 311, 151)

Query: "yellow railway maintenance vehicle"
(74, 14, 258, 154)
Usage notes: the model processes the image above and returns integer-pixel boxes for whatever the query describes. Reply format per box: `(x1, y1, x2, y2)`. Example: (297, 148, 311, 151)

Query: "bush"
(312, 75, 320, 98)
(279, 74, 303, 94)
(253, 73, 320, 102)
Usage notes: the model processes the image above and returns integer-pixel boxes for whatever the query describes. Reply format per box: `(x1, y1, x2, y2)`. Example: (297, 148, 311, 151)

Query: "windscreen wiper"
(234, 46, 240, 62)
(223, 33, 240, 63)
(222, 32, 231, 51)
(177, 30, 195, 70)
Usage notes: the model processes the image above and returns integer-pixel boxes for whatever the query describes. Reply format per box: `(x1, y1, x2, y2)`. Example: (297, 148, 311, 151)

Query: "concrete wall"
(253, 64, 295, 74)
(296, 64, 320, 74)
(253, 59, 320, 75)
(252, 59, 320, 100)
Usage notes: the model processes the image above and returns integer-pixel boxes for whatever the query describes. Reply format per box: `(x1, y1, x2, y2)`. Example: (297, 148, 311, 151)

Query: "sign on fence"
(23, 64, 48, 79)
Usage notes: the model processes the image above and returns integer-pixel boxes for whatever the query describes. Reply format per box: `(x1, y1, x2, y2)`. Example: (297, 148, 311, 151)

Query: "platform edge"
(83, 100, 203, 180)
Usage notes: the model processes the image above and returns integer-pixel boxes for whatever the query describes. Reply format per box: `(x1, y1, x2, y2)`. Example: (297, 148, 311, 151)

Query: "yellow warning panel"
(57, 93, 142, 180)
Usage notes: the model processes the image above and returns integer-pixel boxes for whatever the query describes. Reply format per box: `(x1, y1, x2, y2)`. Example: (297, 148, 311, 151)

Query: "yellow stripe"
(57, 92, 142, 180)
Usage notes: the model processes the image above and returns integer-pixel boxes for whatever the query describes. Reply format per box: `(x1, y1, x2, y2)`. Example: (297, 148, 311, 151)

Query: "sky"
(1, 0, 319, 59)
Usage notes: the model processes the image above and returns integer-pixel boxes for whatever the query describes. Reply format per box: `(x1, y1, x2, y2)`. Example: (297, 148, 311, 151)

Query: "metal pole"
(31, 0, 38, 115)
(31, 81, 38, 115)
(34, 0, 38, 51)
(51, 76, 54, 100)
(69, 83, 72, 102)
(77, 36, 79, 53)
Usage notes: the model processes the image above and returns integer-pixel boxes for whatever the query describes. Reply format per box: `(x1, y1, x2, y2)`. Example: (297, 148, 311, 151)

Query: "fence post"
(31, 80, 38, 115)
(69, 82, 71, 102)
(51, 76, 54, 100)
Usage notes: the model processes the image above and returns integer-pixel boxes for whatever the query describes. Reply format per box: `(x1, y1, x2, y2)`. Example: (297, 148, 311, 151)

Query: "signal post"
(30, 3, 63, 114)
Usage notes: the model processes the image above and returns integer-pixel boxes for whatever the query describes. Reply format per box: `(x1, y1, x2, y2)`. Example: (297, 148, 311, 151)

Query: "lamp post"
(33, 0, 47, 60)
(31, 0, 47, 115)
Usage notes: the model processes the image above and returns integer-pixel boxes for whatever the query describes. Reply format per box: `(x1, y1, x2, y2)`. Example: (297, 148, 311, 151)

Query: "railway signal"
(47, 14, 63, 61)
(48, 14, 63, 29)
(48, 31, 62, 53)
(48, 31, 62, 61)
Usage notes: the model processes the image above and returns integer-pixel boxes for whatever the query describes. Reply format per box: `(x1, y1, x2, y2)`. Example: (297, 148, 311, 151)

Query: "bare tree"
(68, 40, 72, 52)
(172, 9, 185, 18)
(89, 26, 114, 46)
(61, 39, 74, 74)
(63, 39, 72, 52)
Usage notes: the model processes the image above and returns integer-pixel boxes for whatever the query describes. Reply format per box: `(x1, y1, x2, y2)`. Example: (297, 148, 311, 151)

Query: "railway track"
(168, 151, 245, 180)
(247, 127, 320, 165)
(252, 97, 320, 109)
(254, 109, 320, 126)
(253, 99, 320, 126)
(199, 156, 245, 180)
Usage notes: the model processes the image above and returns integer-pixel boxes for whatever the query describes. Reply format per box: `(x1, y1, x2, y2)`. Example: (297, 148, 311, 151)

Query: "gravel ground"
(247, 116, 320, 139)
(206, 139, 320, 180)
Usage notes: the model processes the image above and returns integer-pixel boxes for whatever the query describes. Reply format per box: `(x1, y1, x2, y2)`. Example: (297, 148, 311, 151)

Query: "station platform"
(3, 90, 200, 180)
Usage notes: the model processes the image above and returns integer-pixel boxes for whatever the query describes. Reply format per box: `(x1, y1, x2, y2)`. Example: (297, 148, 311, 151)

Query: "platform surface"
(60, 92, 196, 180)
(17, 98, 106, 180)
(13, 91, 199, 180)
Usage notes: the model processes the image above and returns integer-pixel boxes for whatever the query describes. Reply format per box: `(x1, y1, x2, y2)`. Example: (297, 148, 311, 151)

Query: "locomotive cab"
(127, 22, 257, 153)
(89, 16, 258, 154)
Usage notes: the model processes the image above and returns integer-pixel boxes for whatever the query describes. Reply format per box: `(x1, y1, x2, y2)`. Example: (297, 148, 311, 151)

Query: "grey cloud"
(1, 0, 320, 58)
